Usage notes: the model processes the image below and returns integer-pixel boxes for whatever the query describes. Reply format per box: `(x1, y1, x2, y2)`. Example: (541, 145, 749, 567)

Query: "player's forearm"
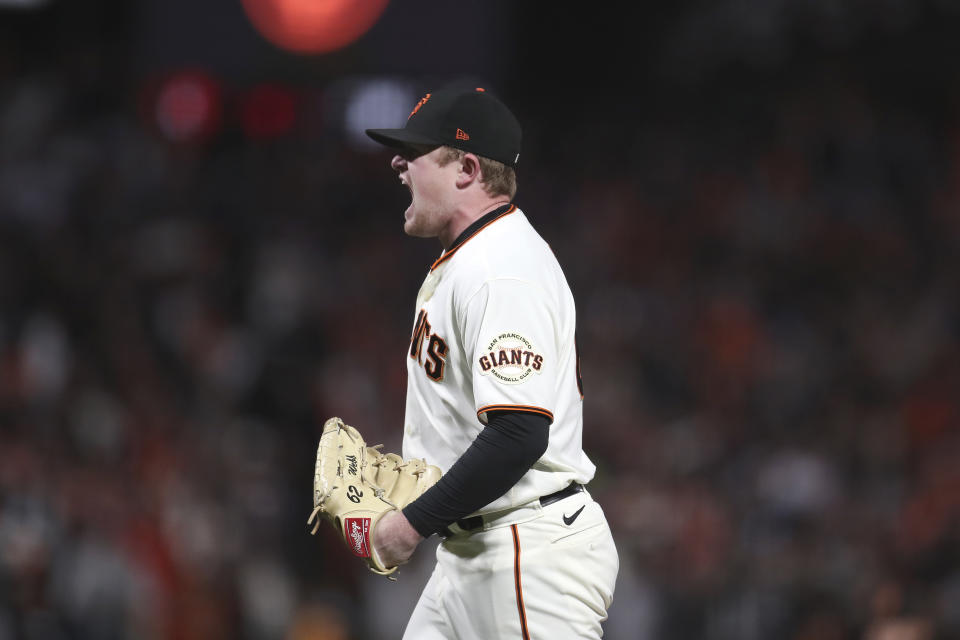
(402, 410, 550, 537)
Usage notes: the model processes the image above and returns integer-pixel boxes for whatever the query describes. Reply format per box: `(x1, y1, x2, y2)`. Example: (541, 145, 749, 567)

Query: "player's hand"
(373, 510, 424, 568)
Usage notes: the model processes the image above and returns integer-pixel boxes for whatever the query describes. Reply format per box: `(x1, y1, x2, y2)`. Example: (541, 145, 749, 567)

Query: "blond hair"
(437, 147, 517, 199)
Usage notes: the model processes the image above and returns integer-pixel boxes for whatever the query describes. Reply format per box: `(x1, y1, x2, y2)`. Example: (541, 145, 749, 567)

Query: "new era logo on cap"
(365, 87, 522, 167)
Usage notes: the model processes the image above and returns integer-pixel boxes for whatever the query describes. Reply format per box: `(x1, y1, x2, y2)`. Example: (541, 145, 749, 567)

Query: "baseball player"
(365, 86, 619, 638)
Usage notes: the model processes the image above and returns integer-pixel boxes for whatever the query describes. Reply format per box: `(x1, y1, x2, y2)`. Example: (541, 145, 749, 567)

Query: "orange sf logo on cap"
(408, 93, 431, 119)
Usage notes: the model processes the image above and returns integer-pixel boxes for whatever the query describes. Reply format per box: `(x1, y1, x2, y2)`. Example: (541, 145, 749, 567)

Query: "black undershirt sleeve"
(401, 410, 550, 538)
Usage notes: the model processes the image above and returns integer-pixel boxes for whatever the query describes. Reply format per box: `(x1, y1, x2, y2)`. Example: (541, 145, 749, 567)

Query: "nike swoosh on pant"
(562, 505, 585, 526)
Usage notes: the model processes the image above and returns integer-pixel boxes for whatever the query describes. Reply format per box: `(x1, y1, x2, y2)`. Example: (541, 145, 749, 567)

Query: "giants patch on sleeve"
(477, 332, 544, 384)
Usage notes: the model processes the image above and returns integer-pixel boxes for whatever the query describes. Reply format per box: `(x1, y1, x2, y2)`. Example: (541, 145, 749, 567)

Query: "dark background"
(1, 1, 959, 639)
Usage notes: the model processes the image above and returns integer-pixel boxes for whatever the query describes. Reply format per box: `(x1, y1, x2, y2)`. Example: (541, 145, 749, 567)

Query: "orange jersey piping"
(476, 404, 554, 423)
(430, 204, 517, 271)
(511, 524, 531, 640)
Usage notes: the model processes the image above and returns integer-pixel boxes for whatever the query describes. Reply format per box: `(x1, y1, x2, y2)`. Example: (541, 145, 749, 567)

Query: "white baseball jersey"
(402, 204, 596, 515)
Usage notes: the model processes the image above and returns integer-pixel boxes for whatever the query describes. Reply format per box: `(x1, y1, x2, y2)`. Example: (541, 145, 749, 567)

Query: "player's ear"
(455, 153, 482, 189)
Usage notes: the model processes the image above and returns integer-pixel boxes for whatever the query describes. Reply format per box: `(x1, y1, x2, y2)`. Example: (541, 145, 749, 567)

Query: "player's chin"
(402, 212, 419, 236)
(403, 221, 427, 238)
(403, 213, 432, 238)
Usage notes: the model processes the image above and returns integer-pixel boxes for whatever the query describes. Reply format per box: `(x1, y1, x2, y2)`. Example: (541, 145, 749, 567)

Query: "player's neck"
(439, 199, 511, 250)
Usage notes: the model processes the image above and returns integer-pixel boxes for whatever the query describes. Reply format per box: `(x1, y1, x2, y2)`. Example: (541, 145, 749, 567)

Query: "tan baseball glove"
(307, 417, 442, 578)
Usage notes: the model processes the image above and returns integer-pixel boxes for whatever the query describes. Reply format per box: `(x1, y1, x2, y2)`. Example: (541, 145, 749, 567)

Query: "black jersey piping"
(430, 203, 517, 271)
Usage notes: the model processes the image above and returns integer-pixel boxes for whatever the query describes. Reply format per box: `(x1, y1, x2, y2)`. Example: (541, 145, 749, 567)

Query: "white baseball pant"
(402, 490, 619, 639)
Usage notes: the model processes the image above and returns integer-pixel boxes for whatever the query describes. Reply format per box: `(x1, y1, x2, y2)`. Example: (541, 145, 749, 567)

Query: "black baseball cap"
(365, 87, 522, 167)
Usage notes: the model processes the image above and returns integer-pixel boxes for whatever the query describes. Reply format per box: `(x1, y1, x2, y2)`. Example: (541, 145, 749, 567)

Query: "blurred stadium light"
(240, 83, 299, 140)
(239, 0, 391, 54)
(150, 69, 223, 144)
(130, 0, 506, 87)
(338, 77, 416, 151)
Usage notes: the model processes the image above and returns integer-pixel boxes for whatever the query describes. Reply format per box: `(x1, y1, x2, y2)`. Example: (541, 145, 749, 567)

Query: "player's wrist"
(372, 510, 423, 569)
(393, 509, 426, 544)
(401, 503, 438, 539)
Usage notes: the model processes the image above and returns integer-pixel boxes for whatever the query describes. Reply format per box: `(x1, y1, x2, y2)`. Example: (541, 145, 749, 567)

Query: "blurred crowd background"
(1, 1, 960, 639)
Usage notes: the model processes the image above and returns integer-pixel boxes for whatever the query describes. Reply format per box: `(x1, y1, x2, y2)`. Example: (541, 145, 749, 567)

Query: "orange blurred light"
(240, 0, 391, 54)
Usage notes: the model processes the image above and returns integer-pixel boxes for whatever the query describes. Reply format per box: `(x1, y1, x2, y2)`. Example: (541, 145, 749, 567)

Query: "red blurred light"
(240, 0, 391, 54)
(241, 84, 298, 140)
(153, 70, 222, 144)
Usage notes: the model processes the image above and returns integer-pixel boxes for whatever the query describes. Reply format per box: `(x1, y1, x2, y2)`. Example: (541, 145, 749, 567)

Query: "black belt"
(439, 483, 585, 538)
